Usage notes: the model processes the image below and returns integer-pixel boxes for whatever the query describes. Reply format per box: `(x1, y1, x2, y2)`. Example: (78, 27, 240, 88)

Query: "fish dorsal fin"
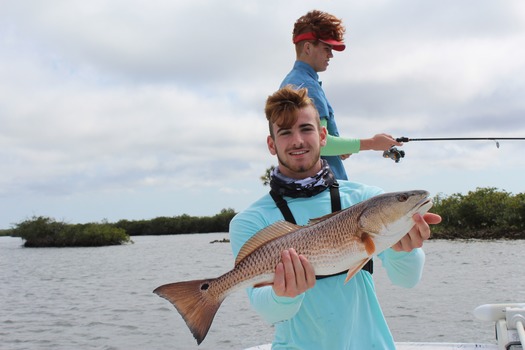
(307, 211, 340, 226)
(235, 221, 301, 265)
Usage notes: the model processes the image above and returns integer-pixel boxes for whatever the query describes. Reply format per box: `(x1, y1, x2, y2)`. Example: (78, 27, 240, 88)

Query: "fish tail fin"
(153, 278, 222, 345)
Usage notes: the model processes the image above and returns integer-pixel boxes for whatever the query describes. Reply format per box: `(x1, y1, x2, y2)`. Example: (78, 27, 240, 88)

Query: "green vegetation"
(0, 229, 10, 237)
(10, 216, 131, 247)
(260, 165, 275, 186)
(431, 187, 525, 239)
(112, 208, 236, 236)
(4, 188, 524, 247)
(7, 208, 237, 247)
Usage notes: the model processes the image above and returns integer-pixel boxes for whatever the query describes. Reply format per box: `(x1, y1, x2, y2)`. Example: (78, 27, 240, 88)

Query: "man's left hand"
(392, 212, 442, 252)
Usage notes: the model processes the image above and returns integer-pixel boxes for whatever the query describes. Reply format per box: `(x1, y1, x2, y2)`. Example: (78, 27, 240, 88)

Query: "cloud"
(1, 0, 525, 227)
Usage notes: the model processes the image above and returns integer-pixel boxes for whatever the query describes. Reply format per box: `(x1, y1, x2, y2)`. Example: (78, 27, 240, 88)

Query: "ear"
(304, 42, 311, 55)
(267, 135, 277, 155)
(319, 126, 327, 147)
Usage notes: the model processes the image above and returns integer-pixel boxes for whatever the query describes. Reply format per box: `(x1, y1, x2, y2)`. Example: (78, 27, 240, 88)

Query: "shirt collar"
(293, 60, 319, 82)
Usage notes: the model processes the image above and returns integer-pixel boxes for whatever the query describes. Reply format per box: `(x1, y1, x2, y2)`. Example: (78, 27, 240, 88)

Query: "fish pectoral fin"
(362, 233, 376, 256)
(344, 258, 372, 284)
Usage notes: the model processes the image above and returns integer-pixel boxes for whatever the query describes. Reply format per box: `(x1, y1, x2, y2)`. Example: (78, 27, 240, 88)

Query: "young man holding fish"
(228, 86, 441, 349)
(153, 86, 441, 347)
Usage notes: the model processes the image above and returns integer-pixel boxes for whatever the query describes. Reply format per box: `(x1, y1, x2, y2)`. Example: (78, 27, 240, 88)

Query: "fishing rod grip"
(396, 137, 410, 142)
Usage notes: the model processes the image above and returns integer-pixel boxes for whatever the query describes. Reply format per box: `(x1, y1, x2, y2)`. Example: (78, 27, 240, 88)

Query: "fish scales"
(220, 206, 366, 292)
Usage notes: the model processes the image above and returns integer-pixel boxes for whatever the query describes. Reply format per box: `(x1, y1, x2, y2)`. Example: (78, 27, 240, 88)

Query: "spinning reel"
(383, 147, 405, 163)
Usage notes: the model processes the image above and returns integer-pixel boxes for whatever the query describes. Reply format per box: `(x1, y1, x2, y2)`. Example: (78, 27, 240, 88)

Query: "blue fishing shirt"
(280, 61, 349, 180)
(229, 181, 426, 350)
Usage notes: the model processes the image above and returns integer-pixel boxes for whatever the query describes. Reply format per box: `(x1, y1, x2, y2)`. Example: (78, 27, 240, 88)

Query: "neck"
(277, 159, 323, 180)
(297, 56, 313, 66)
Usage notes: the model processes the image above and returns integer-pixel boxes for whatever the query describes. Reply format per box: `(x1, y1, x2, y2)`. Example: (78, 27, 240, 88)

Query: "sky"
(1, 0, 525, 229)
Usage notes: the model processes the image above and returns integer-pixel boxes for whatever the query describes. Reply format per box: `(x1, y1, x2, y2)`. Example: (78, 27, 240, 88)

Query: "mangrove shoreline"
(2, 188, 524, 247)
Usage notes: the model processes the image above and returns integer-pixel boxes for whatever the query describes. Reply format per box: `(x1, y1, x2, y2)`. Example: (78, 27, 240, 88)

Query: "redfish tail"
(153, 279, 222, 345)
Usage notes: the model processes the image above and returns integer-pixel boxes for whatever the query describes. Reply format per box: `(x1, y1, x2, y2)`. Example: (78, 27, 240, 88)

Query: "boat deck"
(246, 343, 498, 350)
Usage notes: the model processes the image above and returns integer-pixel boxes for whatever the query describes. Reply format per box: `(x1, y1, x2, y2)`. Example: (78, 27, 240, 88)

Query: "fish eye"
(397, 193, 409, 202)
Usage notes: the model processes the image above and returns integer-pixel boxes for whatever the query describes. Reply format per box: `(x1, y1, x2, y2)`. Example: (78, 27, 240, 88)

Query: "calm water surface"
(1, 234, 524, 350)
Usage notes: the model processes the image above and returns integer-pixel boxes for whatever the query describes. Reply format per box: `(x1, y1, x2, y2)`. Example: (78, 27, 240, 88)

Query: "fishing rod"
(383, 136, 525, 163)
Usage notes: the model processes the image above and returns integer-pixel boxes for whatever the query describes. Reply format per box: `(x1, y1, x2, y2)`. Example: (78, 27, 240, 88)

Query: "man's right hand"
(273, 248, 316, 297)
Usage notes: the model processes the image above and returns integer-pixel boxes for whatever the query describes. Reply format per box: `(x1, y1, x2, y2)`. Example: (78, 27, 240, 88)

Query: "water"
(1, 234, 524, 350)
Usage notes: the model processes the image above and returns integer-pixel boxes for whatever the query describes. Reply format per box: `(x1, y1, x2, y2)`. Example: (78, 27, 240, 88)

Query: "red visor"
(293, 32, 346, 51)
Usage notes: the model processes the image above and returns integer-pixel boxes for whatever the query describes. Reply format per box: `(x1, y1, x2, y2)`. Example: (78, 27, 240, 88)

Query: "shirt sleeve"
(247, 286, 305, 324)
(229, 210, 305, 324)
(377, 248, 426, 288)
(319, 118, 361, 155)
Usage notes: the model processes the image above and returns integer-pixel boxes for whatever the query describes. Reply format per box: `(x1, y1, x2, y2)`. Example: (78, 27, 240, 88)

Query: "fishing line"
(383, 137, 525, 162)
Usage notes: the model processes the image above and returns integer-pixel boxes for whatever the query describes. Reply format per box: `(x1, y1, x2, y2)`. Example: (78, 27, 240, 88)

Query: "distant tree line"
(4, 188, 525, 247)
(5, 208, 238, 247)
(112, 208, 237, 236)
(430, 187, 525, 239)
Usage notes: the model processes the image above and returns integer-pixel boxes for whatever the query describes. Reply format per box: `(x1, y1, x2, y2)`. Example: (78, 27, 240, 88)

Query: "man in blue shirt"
(280, 10, 402, 180)
(229, 86, 441, 349)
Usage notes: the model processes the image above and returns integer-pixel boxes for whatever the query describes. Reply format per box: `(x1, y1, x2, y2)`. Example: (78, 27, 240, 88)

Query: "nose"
(291, 131, 304, 148)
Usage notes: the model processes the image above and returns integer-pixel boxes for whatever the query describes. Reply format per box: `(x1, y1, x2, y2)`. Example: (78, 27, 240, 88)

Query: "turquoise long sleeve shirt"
(229, 181, 425, 349)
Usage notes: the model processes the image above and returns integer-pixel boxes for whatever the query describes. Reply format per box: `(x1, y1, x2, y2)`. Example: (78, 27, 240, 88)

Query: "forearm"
(378, 248, 425, 288)
(320, 119, 361, 156)
(359, 134, 401, 151)
(360, 137, 386, 151)
(247, 286, 304, 324)
(321, 133, 361, 156)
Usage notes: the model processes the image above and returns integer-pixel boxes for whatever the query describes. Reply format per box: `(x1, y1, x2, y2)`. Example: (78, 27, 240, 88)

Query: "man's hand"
(392, 213, 442, 252)
(273, 248, 316, 297)
(361, 133, 403, 151)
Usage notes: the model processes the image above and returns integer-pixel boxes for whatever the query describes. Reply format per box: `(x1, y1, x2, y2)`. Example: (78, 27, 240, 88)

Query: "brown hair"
(265, 85, 319, 138)
(293, 10, 345, 47)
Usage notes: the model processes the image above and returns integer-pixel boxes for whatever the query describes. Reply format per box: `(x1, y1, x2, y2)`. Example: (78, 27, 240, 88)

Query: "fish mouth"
(415, 196, 433, 215)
